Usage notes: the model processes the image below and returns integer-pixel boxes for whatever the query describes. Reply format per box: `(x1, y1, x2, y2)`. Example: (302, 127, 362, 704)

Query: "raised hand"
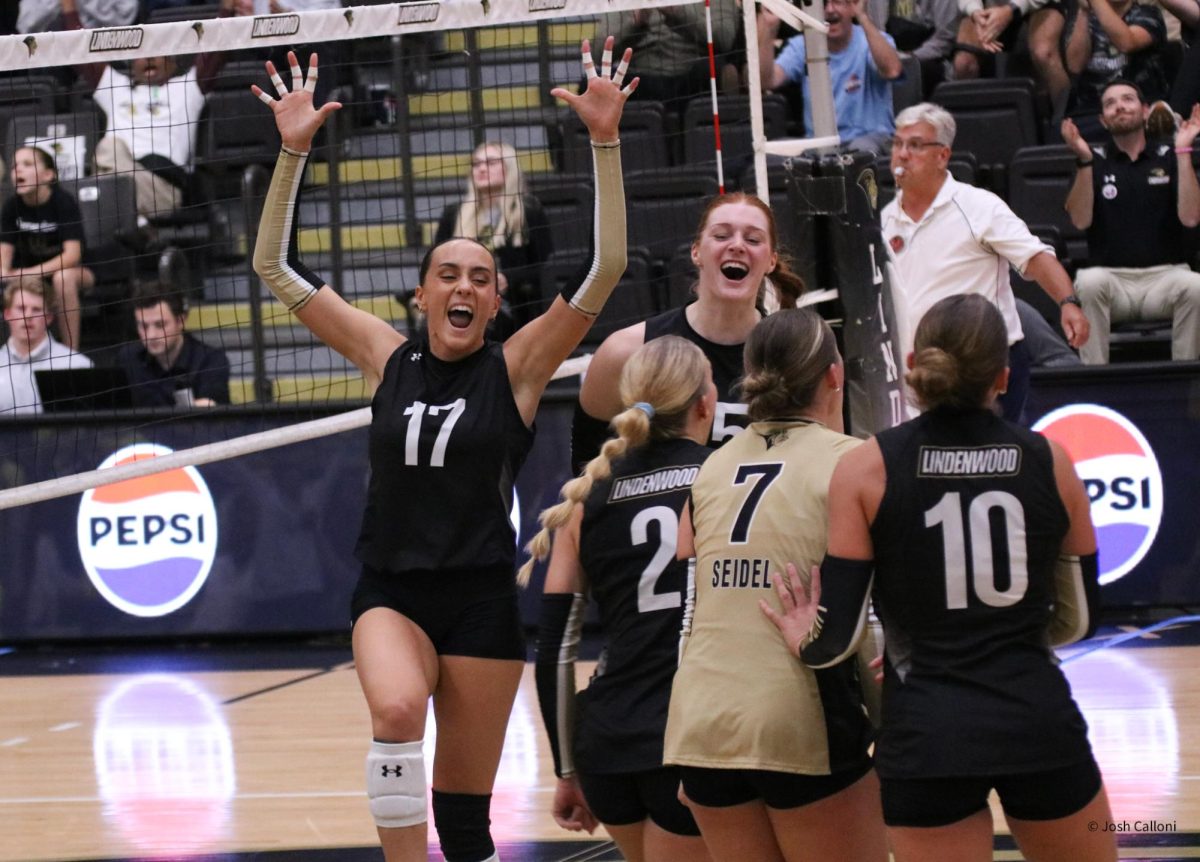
(251, 51, 342, 153)
(1176, 103, 1200, 151)
(1061, 117, 1093, 161)
(551, 37, 638, 144)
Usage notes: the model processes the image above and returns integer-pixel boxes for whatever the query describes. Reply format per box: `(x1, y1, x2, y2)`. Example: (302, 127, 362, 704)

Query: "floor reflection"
(94, 674, 235, 856)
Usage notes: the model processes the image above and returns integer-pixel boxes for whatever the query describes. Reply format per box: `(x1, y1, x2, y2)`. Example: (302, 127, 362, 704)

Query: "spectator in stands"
(1163, 0, 1200, 120)
(20, 0, 137, 32)
(758, 0, 904, 154)
(117, 281, 231, 407)
(62, 0, 244, 223)
(880, 0, 958, 95)
(1064, 0, 1170, 141)
(1062, 79, 1200, 363)
(951, 0, 1073, 112)
(599, 0, 740, 111)
(882, 102, 1087, 422)
(0, 146, 94, 351)
(0, 276, 93, 415)
(432, 142, 553, 335)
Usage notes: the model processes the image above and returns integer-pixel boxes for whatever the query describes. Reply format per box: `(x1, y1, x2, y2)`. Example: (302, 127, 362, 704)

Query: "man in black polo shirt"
(117, 282, 231, 408)
(1062, 79, 1200, 364)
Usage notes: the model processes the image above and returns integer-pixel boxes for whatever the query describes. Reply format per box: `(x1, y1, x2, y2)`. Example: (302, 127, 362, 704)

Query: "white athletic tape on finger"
(270, 71, 287, 95)
(612, 56, 629, 87)
(256, 89, 275, 107)
(582, 48, 596, 79)
(303, 67, 318, 94)
(290, 61, 303, 91)
(601, 45, 613, 79)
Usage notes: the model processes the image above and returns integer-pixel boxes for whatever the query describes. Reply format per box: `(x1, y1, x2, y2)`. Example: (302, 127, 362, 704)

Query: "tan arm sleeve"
(561, 142, 627, 318)
(251, 148, 325, 312)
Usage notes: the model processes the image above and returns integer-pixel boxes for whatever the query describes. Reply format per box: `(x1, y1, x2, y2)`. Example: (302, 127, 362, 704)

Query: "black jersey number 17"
(925, 490, 1029, 609)
(403, 398, 467, 467)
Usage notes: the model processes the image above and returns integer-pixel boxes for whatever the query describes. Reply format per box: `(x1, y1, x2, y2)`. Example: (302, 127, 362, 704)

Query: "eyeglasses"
(891, 137, 947, 153)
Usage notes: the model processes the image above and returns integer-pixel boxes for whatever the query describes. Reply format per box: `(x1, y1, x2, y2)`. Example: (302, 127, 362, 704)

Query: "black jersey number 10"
(924, 490, 1029, 609)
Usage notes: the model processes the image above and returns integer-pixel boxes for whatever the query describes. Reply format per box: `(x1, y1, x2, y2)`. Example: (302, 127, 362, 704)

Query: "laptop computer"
(35, 367, 134, 412)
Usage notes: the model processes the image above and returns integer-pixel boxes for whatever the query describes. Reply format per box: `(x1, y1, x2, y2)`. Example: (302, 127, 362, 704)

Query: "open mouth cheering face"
(416, 238, 500, 356)
(692, 201, 778, 301)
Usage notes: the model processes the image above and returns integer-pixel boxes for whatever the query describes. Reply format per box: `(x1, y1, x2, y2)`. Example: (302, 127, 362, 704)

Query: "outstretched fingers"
(251, 52, 341, 148)
(253, 52, 322, 105)
(573, 37, 638, 95)
(611, 48, 631, 89)
(581, 38, 597, 79)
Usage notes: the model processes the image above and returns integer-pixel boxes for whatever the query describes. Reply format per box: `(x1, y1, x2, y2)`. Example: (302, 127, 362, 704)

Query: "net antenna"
(742, 0, 840, 200)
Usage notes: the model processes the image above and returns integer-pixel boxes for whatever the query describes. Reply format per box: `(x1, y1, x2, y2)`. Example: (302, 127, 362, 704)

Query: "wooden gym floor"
(4, 615, 1200, 862)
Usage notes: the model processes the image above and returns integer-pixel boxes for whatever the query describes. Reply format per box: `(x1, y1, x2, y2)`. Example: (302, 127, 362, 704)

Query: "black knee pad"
(431, 790, 494, 862)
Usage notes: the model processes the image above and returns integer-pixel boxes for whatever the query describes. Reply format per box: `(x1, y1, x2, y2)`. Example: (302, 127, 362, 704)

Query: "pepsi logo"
(76, 444, 219, 617)
(1032, 404, 1162, 585)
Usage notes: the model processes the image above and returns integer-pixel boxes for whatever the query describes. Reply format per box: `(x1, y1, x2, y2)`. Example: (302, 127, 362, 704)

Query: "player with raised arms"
(250, 43, 637, 862)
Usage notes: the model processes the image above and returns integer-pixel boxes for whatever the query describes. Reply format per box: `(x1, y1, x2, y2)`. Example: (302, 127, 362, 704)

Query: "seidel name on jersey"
(711, 557, 773, 589)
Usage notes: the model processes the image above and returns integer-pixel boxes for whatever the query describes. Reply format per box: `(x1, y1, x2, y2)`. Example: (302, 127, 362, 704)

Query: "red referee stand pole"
(783, 149, 906, 437)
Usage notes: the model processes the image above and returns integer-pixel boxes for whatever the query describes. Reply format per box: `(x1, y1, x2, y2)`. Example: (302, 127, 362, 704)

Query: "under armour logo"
(410, 351, 422, 361)
(380, 765, 404, 778)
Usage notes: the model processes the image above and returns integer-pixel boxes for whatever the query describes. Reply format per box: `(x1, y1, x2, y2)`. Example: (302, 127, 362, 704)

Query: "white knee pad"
(366, 740, 427, 828)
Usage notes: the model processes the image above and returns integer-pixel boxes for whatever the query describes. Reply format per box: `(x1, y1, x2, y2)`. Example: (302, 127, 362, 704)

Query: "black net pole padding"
(783, 150, 905, 438)
(781, 156, 820, 294)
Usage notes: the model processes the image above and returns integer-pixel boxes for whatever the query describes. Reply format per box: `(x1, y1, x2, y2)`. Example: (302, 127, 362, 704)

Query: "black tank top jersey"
(869, 407, 1092, 778)
(644, 305, 751, 447)
(574, 437, 712, 774)
(355, 338, 534, 574)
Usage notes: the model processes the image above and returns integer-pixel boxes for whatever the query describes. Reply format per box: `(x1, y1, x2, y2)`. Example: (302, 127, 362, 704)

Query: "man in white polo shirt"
(881, 101, 1089, 422)
(0, 276, 93, 415)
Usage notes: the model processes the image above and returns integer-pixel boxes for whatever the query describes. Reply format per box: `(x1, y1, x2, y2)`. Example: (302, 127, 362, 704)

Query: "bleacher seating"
(559, 101, 671, 175)
(930, 78, 1040, 195)
(540, 247, 658, 348)
(682, 93, 790, 186)
(892, 54, 924, 116)
(624, 170, 721, 267)
(1006, 145, 1087, 269)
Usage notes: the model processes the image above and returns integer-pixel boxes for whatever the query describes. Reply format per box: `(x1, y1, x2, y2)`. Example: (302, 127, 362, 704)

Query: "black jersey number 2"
(730, 463, 783, 543)
(631, 505, 682, 613)
(925, 490, 1029, 609)
(402, 399, 467, 467)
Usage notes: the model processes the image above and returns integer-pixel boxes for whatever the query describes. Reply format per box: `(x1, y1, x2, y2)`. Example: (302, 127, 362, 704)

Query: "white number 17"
(403, 398, 467, 467)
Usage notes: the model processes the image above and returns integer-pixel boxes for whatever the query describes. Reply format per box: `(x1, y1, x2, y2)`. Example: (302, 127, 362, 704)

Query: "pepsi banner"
(0, 399, 577, 643)
(1027, 363, 1200, 608)
(0, 367, 1197, 643)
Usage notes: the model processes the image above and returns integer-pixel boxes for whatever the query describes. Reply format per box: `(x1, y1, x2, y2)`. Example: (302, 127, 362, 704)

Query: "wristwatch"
(1060, 294, 1083, 308)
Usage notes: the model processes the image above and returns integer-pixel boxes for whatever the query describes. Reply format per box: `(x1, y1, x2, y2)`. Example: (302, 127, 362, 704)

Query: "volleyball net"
(0, 0, 908, 516)
(0, 1, 721, 495)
